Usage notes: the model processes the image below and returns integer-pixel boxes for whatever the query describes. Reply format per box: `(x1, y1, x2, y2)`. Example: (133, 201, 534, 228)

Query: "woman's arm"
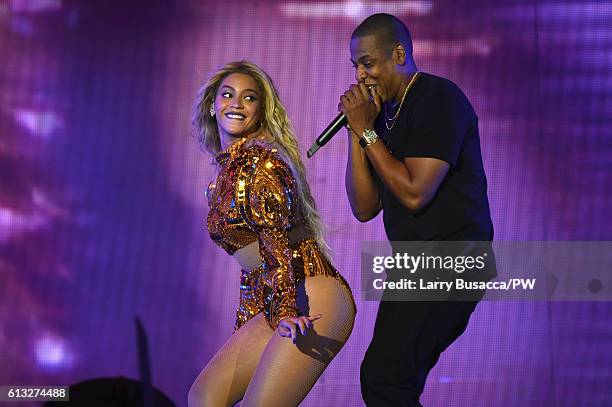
(245, 144, 300, 329)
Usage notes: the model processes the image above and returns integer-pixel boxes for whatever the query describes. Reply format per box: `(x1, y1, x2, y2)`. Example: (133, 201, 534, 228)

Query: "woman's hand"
(277, 314, 322, 344)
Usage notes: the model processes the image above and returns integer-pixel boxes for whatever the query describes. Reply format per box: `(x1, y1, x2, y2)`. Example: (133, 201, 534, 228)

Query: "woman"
(188, 61, 356, 407)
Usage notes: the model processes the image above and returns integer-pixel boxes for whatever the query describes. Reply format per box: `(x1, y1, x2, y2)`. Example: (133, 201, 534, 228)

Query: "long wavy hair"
(193, 61, 331, 258)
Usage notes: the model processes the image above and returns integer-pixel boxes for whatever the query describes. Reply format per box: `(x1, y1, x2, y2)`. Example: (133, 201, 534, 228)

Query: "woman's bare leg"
(242, 276, 355, 407)
(188, 313, 273, 407)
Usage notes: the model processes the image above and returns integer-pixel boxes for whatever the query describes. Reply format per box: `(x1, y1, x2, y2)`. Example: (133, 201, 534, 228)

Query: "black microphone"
(307, 83, 377, 158)
(307, 113, 347, 158)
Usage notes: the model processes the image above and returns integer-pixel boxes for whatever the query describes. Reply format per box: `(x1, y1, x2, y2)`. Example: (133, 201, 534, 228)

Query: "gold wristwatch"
(359, 128, 379, 148)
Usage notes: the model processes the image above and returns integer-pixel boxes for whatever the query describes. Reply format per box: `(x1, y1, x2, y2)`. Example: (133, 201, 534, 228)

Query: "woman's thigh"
(188, 313, 273, 407)
(241, 276, 355, 407)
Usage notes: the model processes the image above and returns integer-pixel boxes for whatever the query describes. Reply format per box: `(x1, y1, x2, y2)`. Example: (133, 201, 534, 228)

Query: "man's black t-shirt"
(372, 72, 493, 242)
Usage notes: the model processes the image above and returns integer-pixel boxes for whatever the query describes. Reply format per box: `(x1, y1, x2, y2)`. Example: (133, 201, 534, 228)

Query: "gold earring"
(209, 106, 215, 117)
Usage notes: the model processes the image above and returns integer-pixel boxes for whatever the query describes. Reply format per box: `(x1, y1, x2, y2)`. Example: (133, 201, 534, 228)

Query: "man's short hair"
(352, 13, 413, 56)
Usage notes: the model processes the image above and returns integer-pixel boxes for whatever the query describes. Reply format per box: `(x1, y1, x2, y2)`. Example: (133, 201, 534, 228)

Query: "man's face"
(350, 35, 397, 103)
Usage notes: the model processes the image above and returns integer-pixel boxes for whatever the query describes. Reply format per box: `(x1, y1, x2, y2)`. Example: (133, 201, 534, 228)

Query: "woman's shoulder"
(242, 136, 282, 157)
(238, 136, 294, 174)
(243, 138, 298, 228)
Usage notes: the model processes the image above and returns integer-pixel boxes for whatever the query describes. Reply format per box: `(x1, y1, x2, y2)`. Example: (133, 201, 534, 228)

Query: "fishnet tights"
(188, 275, 355, 407)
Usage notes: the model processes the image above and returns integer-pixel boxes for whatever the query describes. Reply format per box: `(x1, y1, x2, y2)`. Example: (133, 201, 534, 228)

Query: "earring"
(209, 106, 215, 117)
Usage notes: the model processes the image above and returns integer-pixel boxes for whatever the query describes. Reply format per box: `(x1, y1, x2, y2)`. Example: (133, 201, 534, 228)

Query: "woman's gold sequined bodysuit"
(207, 137, 354, 331)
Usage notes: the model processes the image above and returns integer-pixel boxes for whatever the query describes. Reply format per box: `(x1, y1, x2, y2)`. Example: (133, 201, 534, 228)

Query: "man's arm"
(364, 141, 449, 212)
(341, 82, 450, 214)
(345, 128, 382, 222)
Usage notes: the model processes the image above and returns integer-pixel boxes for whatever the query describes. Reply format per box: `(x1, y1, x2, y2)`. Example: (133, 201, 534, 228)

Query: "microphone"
(307, 83, 377, 158)
(307, 113, 347, 158)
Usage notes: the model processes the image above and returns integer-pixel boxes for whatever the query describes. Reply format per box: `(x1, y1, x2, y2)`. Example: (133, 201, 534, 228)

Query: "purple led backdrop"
(1, 1, 611, 406)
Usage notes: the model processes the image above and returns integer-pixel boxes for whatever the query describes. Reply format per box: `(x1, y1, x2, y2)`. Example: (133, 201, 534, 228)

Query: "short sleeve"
(398, 82, 474, 167)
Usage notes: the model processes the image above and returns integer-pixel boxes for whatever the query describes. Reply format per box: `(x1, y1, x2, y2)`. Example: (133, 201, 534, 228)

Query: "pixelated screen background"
(1, 0, 611, 406)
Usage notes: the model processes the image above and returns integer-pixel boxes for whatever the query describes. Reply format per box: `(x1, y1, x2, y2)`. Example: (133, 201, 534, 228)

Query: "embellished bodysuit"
(206, 136, 354, 331)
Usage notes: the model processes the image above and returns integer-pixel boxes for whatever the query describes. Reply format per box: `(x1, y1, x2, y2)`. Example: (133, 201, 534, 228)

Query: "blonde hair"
(193, 61, 331, 258)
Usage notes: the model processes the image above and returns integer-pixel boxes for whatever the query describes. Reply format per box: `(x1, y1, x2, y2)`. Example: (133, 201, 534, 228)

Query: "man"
(340, 13, 494, 406)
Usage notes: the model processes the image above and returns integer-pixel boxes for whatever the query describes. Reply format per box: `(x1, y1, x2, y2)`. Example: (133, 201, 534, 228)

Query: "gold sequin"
(207, 137, 354, 331)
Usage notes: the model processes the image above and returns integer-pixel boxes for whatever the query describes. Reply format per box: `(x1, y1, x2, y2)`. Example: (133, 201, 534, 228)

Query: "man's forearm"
(364, 141, 419, 210)
(364, 140, 449, 212)
(345, 132, 381, 221)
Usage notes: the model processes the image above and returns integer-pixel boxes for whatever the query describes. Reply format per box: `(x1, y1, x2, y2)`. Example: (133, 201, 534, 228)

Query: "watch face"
(363, 129, 378, 143)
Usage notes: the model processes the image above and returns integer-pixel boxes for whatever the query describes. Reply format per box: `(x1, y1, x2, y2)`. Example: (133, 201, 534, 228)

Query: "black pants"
(360, 299, 479, 406)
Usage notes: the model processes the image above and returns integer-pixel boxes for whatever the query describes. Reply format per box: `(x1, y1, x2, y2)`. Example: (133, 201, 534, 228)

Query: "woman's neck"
(220, 133, 247, 151)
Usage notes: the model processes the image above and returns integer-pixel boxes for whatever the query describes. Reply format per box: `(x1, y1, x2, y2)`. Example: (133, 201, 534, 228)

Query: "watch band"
(360, 128, 379, 148)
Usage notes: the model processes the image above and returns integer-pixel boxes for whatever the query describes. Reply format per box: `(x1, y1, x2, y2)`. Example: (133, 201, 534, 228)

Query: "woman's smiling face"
(213, 73, 262, 141)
